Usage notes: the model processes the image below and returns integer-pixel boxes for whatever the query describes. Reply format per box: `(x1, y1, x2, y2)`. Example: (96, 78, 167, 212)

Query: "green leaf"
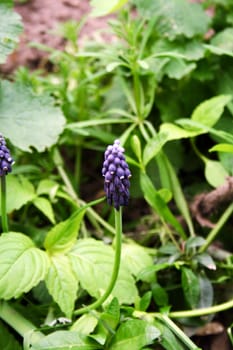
(37, 179, 59, 198)
(31, 331, 101, 350)
(181, 267, 200, 309)
(195, 253, 216, 270)
(44, 206, 86, 254)
(109, 319, 160, 350)
(0, 320, 21, 350)
(69, 238, 138, 305)
(209, 143, 233, 153)
(45, 254, 78, 318)
(197, 274, 213, 309)
(153, 319, 184, 350)
(159, 123, 202, 142)
(0, 1, 23, 64)
(0, 81, 65, 152)
(0, 174, 35, 213)
(151, 282, 169, 307)
(33, 197, 56, 224)
(139, 291, 152, 312)
(100, 297, 120, 332)
(131, 135, 142, 163)
(143, 133, 168, 166)
(71, 314, 98, 335)
(90, 0, 129, 17)
(140, 172, 186, 239)
(134, 0, 209, 39)
(210, 28, 233, 54)
(121, 243, 153, 282)
(191, 95, 232, 128)
(204, 159, 228, 187)
(185, 236, 206, 251)
(0, 232, 49, 299)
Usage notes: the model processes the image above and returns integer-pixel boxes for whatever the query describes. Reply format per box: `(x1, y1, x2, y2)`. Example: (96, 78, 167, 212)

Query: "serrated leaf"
(45, 255, 78, 318)
(0, 174, 35, 213)
(191, 95, 232, 128)
(33, 197, 55, 224)
(109, 319, 160, 350)
(69, 238, 138, 305)
(0, 232, 49, 299)
(0, 320, 22, 350)
(0, 81, 65, 152)
(90, 0, 129, 17)
(121, 243, 153, 282)
(31, 331, 101, 350)
(204, 159, 228, 187)
(44, 206, 86, 254)
(134, 0, 209, 39)
(181, 267, 200, 309)
(0, 1, 23, 64)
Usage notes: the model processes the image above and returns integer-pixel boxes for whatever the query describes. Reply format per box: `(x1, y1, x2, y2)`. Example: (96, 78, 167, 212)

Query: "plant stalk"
(1, 175, 8, 232)
(74, 207, 122, 315)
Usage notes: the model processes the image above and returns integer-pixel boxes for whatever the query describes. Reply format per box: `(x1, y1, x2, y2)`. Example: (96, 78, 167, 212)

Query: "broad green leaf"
(69, 238, 138, 305)
(44, 206, 86, 254)
(163, 58, 196, 80)
(210, 28, 233, 54)
(0, 0, 23, 64)
(181, 267, 200, 309)
(0, 320, 21, 350)
(0, 174, 35, 213)
(197, 274, 213, 309)
(191, 95, 232, 127)
(71, 314, 98, 335)
(33, 197, 55, 224)
(0, 81, 65, 152)
(204, 159, 228, 187)
(159, 123, 202, 142)
(90, 0, 129, 17)
(45, 254, 78, 318)
(209, 143, 233, 153)
(133, 0, 209, 39)
(140, 172, 186, 239)
(139, 291, 152, 312)
(109, 319, 160, 350)
(0, 232, 49, 299)
(31, 331, 101, 350)
(121, 243, 153, 282)
(37, 179, 59, 198)
(143, 133, 168, 165)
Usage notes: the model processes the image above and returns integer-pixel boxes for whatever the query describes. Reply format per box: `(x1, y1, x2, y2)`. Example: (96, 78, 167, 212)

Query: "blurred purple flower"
(0, 135, 14, 176)
(102, 140, 131, 210)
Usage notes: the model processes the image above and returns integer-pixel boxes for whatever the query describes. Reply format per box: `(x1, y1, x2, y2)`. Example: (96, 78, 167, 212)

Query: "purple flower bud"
(0, 135, 14, 176)
(102, 140, 131, 210)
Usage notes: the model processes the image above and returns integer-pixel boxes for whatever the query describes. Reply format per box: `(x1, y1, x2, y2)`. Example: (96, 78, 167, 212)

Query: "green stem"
(1, 175, 8, 232)
(159, 314, 201, 350)
(74, 207, 122, 315)
(198, 202, 233, 254)
(149, 298, 233, 318)
(0, 301, 44, 342)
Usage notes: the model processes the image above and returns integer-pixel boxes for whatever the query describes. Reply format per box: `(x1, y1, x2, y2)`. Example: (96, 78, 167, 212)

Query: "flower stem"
(74, 207, 122, 315)
(198, 202, 233, 254)
(1, 175, 8, 232)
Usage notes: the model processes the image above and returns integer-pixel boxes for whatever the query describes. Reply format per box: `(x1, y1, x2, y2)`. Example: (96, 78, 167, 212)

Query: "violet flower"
(102, 140, 131, 210)
(0, 134, 14, 176)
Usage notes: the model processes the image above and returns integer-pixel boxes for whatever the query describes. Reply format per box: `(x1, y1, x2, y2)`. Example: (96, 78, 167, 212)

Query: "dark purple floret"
(0, 135, 14, 176)
(102, 140, 131, 210)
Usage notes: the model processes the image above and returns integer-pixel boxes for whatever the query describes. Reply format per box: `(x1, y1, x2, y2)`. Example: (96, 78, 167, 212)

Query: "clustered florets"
(0, 134, 14, 176)
(102, 140, 131, 210)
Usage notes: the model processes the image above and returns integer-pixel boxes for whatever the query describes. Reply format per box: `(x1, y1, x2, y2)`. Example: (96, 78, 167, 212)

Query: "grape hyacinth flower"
(102, 140, 131, 210)
(0, 134, 14, 177)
